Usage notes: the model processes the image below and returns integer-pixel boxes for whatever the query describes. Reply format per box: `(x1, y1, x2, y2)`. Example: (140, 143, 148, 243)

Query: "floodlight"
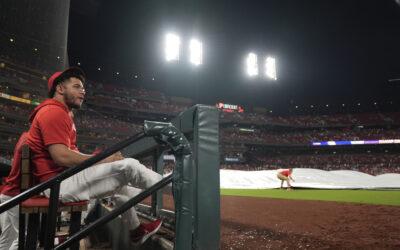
(165, 33, 180, 61)
(265, 56, 277, 80)
(189, 39, 203, 66)
(246, 53, 258, 76)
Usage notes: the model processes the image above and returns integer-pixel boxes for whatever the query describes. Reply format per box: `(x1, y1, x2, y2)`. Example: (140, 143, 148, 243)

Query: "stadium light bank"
(165, 33, 203, 66)
(246, 52, 277, 81)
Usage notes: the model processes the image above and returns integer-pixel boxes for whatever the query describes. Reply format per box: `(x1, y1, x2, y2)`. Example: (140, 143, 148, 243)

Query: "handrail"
(56, 121, 192, 249)
(56, 173, 174, 249)
(0, 132, 146, 213)
(0, 120, 193, 249)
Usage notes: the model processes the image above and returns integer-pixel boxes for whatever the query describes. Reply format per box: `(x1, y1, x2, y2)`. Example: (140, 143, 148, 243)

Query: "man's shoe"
(131, 219, 162, 246)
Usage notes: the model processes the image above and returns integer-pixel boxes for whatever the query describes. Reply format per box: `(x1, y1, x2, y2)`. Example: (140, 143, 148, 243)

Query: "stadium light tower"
(265, 56, 277, 80)
(165, 33, 181, 62)
(246, 52, 258, 77)
(189, 38, 203, 66)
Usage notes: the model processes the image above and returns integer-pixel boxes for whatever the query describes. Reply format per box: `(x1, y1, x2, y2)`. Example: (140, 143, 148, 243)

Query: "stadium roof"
(69, 0, 400, 115)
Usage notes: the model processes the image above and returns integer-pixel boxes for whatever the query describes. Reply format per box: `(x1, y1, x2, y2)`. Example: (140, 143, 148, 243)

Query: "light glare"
(246, 53, 258, 76)
(189, 39, 203, 65)
(165, 33, 180, 61)
(265, 56, 277, 80)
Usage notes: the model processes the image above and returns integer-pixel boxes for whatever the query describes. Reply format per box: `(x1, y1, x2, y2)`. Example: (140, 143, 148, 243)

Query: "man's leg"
(277, 173, 287, 189)
(111, 186, 163, 246)
(111, 186, 142, 230)
(53, 158, 161, 200)
(49, 158, 162, 231)
(0, 195, 19, 250)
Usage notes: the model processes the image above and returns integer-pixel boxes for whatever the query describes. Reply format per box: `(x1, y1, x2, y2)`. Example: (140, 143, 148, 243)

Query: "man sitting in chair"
(0, 68, 162, 249)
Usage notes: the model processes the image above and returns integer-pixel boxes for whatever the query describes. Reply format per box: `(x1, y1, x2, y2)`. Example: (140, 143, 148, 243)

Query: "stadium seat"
(18, 144, 88, 250)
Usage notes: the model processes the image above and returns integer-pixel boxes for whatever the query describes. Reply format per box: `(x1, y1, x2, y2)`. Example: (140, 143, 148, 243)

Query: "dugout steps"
(84, 201, 174, 250)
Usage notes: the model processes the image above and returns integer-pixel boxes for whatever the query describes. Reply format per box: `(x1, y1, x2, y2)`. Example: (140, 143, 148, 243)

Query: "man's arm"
(48, 144, 123, 168)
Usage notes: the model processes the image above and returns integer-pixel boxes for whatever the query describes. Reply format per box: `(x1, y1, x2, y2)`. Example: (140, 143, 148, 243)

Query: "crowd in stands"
(221, 110, 400, 127)
(3, 62, 400, 128)
(75, 112, 142, 135)
(1, 63, 191, 116)
(87, 82, 190, 114)
(0, 153, 12, 162)
(1, 62, 400, 176)
(136, 156, 175, 174)
(86, 94, 188, 115)
(221, 127, 400, 145)
(91, 82, 163, 99)
(0, 102, 32, 118)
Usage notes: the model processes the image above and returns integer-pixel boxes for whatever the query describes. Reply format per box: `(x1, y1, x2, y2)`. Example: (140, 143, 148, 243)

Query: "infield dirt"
(147, 193, 400, 249)
(220, 196, 400, 249)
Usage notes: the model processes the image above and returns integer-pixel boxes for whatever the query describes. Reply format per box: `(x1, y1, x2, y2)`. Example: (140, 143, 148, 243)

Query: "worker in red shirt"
(277, 168, 295, 190)
(0, 68, 162, 249)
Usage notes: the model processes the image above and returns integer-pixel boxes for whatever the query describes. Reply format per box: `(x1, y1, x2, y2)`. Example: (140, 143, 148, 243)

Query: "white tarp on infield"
(220, 169, 400, 189)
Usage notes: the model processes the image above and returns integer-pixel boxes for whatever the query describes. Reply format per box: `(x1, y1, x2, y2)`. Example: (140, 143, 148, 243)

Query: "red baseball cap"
(47, 67, 85, 95)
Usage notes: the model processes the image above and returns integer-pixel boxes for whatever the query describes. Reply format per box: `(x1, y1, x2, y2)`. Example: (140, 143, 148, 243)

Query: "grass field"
(221, 188, 400, 206)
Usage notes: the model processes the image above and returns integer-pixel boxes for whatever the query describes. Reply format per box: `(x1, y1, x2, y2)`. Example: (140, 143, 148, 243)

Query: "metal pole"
(44, 183, 60, 250)
(55, 174, 173, 250)
(151, 149, 164, 216)
(0, 133, 146, 214)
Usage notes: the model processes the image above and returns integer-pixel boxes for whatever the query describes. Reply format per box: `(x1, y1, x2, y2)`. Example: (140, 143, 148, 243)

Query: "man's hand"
(48, 144, 125, 167)
(112, 151, 124, 161)
(102, 151, 124, 163)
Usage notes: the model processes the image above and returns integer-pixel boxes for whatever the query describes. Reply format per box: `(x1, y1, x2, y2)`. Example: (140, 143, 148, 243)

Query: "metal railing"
(0, 121, 192, 250)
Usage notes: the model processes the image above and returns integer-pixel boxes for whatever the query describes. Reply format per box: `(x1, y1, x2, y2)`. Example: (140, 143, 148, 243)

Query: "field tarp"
(220, 169, 400, 189)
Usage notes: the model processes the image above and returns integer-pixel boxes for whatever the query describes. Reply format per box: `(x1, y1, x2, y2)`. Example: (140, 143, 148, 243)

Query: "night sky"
(68, 0, 400, 114)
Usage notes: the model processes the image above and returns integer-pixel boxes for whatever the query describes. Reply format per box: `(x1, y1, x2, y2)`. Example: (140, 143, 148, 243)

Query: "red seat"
(16, 142, 88, 214)
(21, 196, 88, 212)
(15, 142, 87, 250)
(21, 196, 50, 207)
(21, 196, 87, 207)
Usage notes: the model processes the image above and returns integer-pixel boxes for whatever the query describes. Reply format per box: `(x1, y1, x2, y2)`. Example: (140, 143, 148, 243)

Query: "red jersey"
(26, 99, 78, 182)
(1, 132, 28, 196)
(279, 169, 291, 177)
